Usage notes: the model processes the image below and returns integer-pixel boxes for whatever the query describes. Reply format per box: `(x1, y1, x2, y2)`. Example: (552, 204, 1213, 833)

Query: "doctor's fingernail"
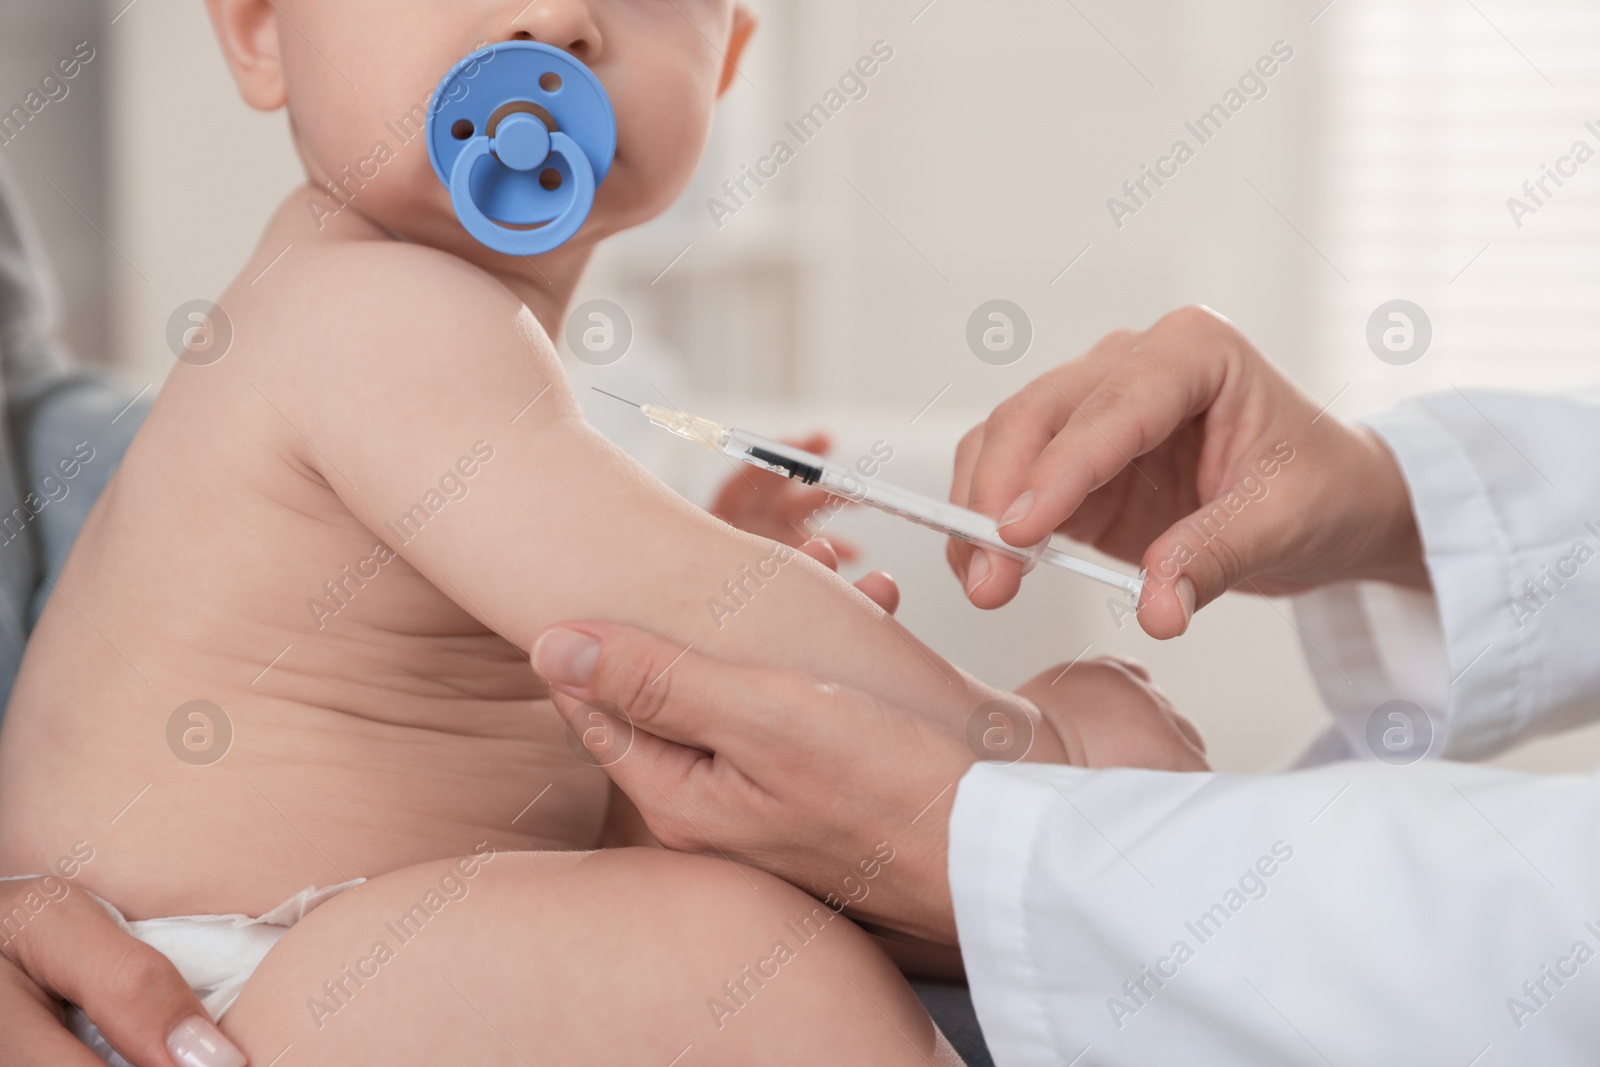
(1176, 577, 1197, 626)
(966, 552, 992, 595)
(167, 1015, 246, 1067)
(533, 629, 600, 688)
(999, 490, 1034, 528)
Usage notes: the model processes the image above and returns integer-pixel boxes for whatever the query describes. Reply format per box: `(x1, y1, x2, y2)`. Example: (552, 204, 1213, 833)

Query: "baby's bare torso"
(0, 208, 607, 919)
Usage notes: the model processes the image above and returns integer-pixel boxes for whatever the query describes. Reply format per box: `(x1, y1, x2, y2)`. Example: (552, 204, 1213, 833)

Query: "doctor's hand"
(949, 305, 1430, 637)
(0, 875, 248, 1067)
(537, 621, 971, 944)
(532, 622, 1207, 946)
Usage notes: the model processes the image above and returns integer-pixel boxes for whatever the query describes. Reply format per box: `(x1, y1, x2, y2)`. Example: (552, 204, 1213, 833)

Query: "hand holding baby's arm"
(535, 621, 1208, 944)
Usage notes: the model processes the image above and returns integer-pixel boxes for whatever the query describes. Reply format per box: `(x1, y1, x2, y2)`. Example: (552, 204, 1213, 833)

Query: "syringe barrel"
(847, 476, 1047, 574)
(719, 426, 1137, 594)
(724, 428, 1050, 573)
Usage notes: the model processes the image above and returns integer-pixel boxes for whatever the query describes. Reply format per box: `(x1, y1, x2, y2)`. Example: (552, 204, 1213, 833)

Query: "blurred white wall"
(3, 0, 1595, 772)
(104, 0, 301, 389)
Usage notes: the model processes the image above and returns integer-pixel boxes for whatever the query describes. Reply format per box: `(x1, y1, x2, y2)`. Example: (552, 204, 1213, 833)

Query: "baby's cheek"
(616, 72, 716, 191)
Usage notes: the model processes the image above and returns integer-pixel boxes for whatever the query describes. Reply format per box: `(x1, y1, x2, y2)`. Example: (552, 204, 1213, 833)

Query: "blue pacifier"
(426, 41, 617, 256)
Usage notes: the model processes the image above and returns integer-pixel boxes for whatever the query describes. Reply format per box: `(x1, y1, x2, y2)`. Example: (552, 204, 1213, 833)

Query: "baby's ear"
(204, 0, 287, 111)
(718, 5, 758, 97)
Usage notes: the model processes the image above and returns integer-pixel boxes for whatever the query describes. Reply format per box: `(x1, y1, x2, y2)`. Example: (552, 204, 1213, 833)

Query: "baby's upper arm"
(243, 243, 1006, 730)
(245, 242, 611, 642)
(253, 242, 583, 497)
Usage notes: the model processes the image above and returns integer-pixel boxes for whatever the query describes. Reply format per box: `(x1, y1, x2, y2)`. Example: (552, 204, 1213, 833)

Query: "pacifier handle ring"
(447, 131, 597, 257)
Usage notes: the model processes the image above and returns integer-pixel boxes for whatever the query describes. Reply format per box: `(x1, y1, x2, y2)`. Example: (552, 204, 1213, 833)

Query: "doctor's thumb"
(1137, 510, 1269, 639)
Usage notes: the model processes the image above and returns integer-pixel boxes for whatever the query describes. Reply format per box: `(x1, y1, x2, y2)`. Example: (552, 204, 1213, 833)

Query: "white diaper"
(2, 875, 361, 1066)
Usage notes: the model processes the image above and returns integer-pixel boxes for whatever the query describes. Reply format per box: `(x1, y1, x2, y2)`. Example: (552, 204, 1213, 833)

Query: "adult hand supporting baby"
(535, 621, 975, 945)
(532, 618, 1202, 946)
(949, 305, 1431, 637)
(0, 877, 247, 1067)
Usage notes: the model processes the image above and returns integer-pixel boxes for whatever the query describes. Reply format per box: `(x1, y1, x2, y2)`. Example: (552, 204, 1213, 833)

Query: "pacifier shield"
(426, 41, 616, 255)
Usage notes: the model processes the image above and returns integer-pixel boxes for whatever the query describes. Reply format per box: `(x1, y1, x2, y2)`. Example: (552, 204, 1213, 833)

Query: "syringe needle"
(591, 387, 645, 409)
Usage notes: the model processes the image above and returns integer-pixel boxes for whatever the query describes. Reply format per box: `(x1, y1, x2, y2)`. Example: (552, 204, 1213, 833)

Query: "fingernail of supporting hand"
(1177, 577, 1197, 627)
(533, 629, 600, 688)
(999, 490, 1034, 528)
(966, 551, 992, 595)
(167, 1015, 246, 1067)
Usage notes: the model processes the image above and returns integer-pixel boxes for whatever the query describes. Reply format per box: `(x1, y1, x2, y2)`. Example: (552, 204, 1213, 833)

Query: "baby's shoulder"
(242, 241, 544, 384)
(275, 239, 507, 303)
(225, 239, 572, 446)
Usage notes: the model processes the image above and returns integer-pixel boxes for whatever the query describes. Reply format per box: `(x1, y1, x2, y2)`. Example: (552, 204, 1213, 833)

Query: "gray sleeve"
(0, 157, 63, 705)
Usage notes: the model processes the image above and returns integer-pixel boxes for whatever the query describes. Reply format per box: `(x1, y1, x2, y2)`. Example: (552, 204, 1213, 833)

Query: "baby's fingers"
(852, 571, 899, 615)
(789, 431, 833, 457)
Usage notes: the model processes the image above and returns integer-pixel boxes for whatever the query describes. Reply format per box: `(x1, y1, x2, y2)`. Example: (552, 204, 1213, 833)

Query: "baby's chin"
(302, 149, 690, 276)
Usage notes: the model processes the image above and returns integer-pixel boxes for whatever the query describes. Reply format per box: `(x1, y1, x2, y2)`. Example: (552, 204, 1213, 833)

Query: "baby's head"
(205, 0, 754, 260)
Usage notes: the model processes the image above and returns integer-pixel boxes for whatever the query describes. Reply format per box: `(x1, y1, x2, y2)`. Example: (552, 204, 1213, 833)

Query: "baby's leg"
(223, 848, 963, 1066)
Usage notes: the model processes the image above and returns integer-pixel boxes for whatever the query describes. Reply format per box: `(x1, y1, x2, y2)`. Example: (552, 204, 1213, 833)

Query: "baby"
(0, 1, 1205, 1064)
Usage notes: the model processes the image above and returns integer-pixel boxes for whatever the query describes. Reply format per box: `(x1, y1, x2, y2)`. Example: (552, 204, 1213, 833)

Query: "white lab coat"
(949, 388, 1600, 1066)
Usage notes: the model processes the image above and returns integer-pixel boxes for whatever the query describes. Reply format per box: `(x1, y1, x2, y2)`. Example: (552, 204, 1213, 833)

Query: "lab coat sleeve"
(1293, 388, 1600, 761)
(951, 759, 1600, 1067)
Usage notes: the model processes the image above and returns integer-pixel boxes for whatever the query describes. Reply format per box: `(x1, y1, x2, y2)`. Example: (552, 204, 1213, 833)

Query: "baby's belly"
(0, 653, 610, 920)
(0, 452, 616, 918)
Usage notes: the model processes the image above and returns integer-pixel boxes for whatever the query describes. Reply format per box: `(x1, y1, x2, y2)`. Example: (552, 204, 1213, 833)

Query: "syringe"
(600, 390, 1144, 602)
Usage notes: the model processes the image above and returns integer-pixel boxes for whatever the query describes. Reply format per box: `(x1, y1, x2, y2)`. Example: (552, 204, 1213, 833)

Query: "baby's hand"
(1018, 658, 1209, 771)
(709, 431, 861, 561)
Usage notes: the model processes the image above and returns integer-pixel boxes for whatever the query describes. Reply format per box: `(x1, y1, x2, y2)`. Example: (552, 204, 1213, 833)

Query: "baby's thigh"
(223, 848, 961, 1066)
